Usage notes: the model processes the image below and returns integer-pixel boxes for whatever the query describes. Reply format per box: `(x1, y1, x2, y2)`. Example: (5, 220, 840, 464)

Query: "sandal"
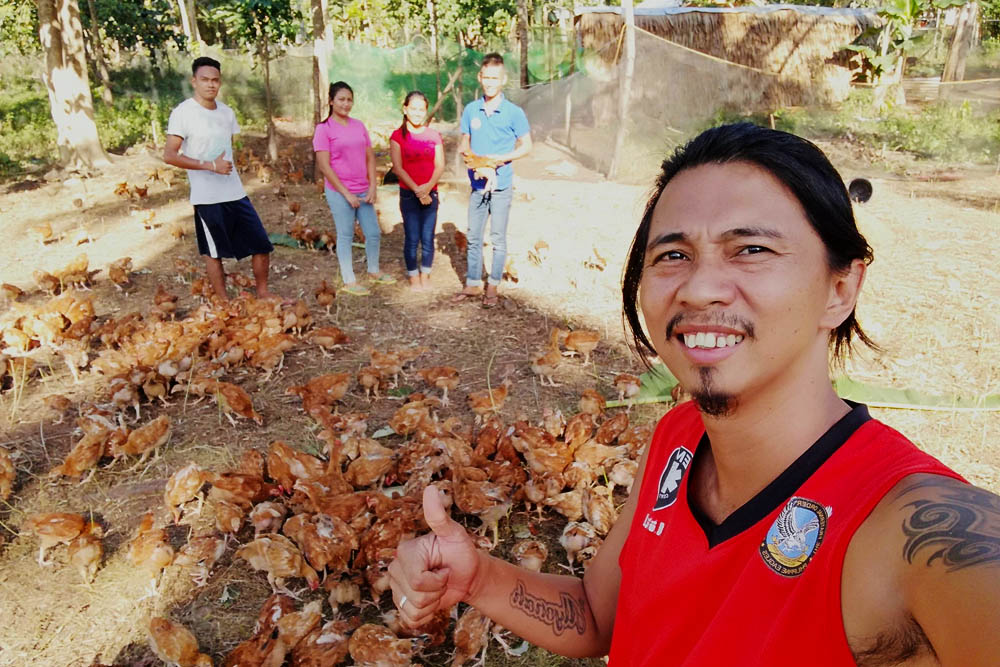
(370, 274, 397, 285)
(340, 284, 371, 296)
(481, 294, 499, 309)
(451, 290, 482, 303)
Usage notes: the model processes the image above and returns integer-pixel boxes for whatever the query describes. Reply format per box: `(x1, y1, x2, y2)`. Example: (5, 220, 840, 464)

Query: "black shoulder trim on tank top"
(689, 401, 871, 549)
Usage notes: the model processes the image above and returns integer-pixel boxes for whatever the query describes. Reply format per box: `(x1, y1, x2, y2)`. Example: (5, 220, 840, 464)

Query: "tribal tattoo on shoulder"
(509, 580, 587, 636)
(896, 478, 1000, 572)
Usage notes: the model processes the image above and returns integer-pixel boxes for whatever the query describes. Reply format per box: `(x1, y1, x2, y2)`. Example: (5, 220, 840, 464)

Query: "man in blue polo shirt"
(452, 53, 532, 308)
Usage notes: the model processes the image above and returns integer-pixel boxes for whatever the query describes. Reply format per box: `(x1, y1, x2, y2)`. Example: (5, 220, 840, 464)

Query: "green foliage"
(848, 0, 966, 81)
(200, 0, 302, 53)
(0, 0, 38, 55)
(80, 0, 186, 51)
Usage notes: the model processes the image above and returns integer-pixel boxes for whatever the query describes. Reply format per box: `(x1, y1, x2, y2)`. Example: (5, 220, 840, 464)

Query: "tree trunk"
(311, 0, 328, 125)
(427, 0, 440, 101)
(943, 2, 979, 82)
(84, 0, 111, 104)
(36, 0, 110, 172)
(175, 0, 192, 46)
(517, 0, 529, 88)
(608, 0, 634, 179)
(186, 0, 201, 47)
(262, 35, 278, 164)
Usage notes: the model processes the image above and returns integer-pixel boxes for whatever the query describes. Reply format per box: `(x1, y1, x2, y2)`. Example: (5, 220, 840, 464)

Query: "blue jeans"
(399, 189, 439, 275)
(324, 188, 381, 284)
(466, 187, 513, 286)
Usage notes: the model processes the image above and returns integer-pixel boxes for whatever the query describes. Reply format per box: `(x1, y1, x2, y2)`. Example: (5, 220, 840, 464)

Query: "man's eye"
(650, 250, 687, 264)
(738, 245, 770, 255)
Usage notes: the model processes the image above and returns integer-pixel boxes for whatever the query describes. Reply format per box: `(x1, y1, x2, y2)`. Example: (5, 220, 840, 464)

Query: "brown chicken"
(306, 326, 349, 355)
(594, 412, 630, 445)
(344, 439, 396, 488)
(122, 414, 172, 462)
(286, 372, 352, 413)
(559, 328, 601, 364)
(67, 520, 104, 584)
(467, 379, 511, 423)
(267, 440, 326, 493)
(608, 457, 639, 495)
(544, 488, 584, 521)
(451, 606, 493, 666)
(293, 617, 362, 666)
(109, 375, 141, 419)
(23, 512, 87, 565)
(357, 365, 387, 400)
(578, 388, 606, 417)
(282, 512, 358, 575)
(250, 500, 288, 538)
(573, 438, 630, 472)
(530, 329, 562, 387)
(560, 520, 602, 567)
(50, 430, 106, 480)
(1, 282, 24, 302)
(325, 572, 363, 612)
(313, 280, 336, 315)
(33, 269, 60, 295)
(32, 221, 54, 245)
(235, 533, 320, 594)
(348, 624, 424, 667)
(175, 533, 226, 587)
(511, 539, 548, 573)
(128, 511, 175, 596)
(165, 462, 209, 523)
(213, 499, 246, 535)
(152, 284, 179, 319)
(453, 467, 512, 548)
(147, 617, 213, 667)
(417, 366, 461, 405)
(511, 423, 572, 477)
(108, 257, 133, 290)
(613, 372, 641, 405)
(582, 486, 617, 536)
(56, 254, 92, 289)
(563, 460, 597, 489)
(0, 448, 14, 501)
(212, 381, 263, 425)
(275, 599, 323, 654)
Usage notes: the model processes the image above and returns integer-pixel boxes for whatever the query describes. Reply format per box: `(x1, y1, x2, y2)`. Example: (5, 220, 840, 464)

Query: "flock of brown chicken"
(2, 181, 652, 665)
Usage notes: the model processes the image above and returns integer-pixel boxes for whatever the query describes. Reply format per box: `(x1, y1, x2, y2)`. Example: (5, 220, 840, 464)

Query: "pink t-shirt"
(389, 127, 442, 191)
(312, 116, 371, 193)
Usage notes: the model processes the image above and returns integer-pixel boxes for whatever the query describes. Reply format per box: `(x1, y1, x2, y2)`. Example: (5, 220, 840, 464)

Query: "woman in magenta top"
(313, 81, 395, 296)
(390, 91, 444, 290)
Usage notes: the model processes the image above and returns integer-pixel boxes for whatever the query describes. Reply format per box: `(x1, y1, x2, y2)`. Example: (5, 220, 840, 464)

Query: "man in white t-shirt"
(164, 56, 275, 300)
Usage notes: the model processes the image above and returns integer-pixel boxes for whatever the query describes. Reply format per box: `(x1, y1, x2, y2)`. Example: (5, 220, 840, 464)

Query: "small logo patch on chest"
(652, 446, 694, 511)
(760, 497, 831, 577)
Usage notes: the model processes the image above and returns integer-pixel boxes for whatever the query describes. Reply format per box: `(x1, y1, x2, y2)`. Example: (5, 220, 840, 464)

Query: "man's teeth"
(683, 333, 744, 349)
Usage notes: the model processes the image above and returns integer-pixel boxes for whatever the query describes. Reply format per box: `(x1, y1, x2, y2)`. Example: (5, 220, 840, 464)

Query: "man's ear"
(822, 259, 866, 330)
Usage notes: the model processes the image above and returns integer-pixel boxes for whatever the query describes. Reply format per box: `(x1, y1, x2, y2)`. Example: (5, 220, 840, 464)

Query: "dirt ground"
(0, 121, 997, 666)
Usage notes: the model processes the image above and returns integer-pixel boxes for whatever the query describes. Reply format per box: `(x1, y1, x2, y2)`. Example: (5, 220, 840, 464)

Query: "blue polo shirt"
(460, 95, 531, 191)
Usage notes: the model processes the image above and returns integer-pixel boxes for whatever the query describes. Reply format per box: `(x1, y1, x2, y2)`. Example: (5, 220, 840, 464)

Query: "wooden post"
(518, 0, 529, 88)
(943, 2, 980, 83)
(608, 0, 634, 179)
(428, 0, 440, 100)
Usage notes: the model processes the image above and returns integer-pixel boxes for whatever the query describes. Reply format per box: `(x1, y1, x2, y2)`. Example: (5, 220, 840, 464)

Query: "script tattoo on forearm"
(509, 580, 587, 636)
(899, 480, 1000, 572)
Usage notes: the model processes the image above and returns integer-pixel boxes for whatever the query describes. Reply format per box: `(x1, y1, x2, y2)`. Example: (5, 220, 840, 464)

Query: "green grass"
(714, 88, 1000, 165)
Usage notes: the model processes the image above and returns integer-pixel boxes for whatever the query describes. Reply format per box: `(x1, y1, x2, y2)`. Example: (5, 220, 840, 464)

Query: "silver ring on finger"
(399, 595, 408, 610)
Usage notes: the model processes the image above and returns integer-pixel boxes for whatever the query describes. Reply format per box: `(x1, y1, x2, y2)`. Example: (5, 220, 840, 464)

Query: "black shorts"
(193, 197, 274, 260)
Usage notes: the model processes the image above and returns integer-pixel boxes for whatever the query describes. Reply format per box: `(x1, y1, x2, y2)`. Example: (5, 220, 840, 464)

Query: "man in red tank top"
(388, 124, 1000, 664)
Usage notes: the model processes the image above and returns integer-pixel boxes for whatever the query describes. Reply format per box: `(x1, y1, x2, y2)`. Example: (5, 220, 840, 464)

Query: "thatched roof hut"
(576, 4, 878, 101)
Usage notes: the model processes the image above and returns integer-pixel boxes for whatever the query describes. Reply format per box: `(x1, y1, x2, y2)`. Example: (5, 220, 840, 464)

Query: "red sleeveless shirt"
(609, 400, 962, 666)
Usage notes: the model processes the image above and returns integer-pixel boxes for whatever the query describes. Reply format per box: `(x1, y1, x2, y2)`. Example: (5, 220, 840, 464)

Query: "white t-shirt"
(166, 98, 247, 205)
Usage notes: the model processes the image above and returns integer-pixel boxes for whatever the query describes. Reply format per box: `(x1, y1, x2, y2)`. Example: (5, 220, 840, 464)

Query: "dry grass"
(0, 127, 996, 666)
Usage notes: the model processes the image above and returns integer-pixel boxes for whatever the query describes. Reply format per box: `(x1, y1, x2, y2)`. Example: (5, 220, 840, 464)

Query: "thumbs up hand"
(388, 484, 483, 627)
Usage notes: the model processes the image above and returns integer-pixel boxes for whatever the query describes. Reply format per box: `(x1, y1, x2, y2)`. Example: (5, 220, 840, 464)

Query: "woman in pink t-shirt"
(313, 81, 396, 295)
(390, 91, 444, 290)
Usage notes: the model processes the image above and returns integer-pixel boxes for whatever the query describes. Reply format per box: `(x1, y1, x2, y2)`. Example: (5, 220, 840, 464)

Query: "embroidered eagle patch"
(759, 497, 831, 577)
